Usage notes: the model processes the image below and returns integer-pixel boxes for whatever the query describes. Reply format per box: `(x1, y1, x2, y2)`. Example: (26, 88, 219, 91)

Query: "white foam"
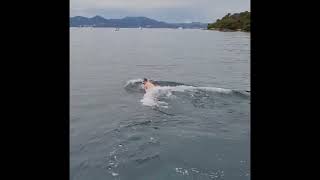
(197, 86, 233, 93)
(140, 87, 167, 107)
(140, 85, 232, 107)
(124, 78, 143, 87)
(111, 172, 119, 176)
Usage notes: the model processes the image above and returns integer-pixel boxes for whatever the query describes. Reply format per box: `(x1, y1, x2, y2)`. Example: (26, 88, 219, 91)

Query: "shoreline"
(207, 28, 250, 33)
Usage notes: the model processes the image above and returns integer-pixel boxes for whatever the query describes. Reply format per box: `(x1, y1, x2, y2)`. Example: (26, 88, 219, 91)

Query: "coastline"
(207, 28, 250, 33)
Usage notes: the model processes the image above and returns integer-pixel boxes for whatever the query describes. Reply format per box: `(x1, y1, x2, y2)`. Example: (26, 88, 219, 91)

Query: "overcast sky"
(70, 0, 250, 23)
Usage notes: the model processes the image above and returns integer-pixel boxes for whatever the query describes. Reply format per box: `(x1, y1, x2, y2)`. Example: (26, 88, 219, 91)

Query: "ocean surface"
(70, 28, 250, 180)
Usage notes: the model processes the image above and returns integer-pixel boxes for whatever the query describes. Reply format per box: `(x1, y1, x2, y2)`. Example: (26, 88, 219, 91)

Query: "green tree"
(207, 11, 250, 32)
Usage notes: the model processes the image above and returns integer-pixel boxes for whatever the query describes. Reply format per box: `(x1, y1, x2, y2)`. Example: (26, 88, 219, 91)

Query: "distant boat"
(115, 27, 120, 31)
(139, 26, 143, 30)
(178, 27, 183, 29)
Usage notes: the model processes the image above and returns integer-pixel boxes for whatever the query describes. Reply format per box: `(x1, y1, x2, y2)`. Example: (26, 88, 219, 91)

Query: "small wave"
(124, 79, 188, 92)
(124, 78, 143, 87)
(124, 78, 145, 93)
(125, 120, 152, 128)
(135, 154, 160, 164)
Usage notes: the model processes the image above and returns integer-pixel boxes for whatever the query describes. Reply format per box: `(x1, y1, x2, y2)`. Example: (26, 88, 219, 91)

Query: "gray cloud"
(70, 0, 250, 23)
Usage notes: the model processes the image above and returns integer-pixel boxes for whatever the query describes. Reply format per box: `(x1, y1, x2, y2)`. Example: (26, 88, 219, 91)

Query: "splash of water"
(140, 85, 232, 108)
(125, 79, 249, 108)
(124, 78, 143, 87)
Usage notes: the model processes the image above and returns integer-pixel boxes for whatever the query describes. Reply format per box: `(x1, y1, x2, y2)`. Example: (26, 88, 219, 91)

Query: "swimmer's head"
(143, 78, 148, 84)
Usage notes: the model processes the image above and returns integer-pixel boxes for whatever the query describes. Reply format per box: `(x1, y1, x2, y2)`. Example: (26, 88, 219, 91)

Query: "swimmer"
(142, 78, 157, 91)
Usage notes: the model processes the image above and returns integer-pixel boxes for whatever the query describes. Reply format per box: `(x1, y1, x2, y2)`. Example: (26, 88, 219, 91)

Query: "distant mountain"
(70, 16, 207, 29)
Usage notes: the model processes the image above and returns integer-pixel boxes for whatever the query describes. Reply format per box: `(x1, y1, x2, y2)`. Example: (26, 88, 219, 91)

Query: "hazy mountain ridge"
(70, 16, 207, 29)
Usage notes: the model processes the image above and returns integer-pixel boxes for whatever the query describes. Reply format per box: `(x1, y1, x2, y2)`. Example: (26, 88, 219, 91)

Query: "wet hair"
(143, 78, 148, 82)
